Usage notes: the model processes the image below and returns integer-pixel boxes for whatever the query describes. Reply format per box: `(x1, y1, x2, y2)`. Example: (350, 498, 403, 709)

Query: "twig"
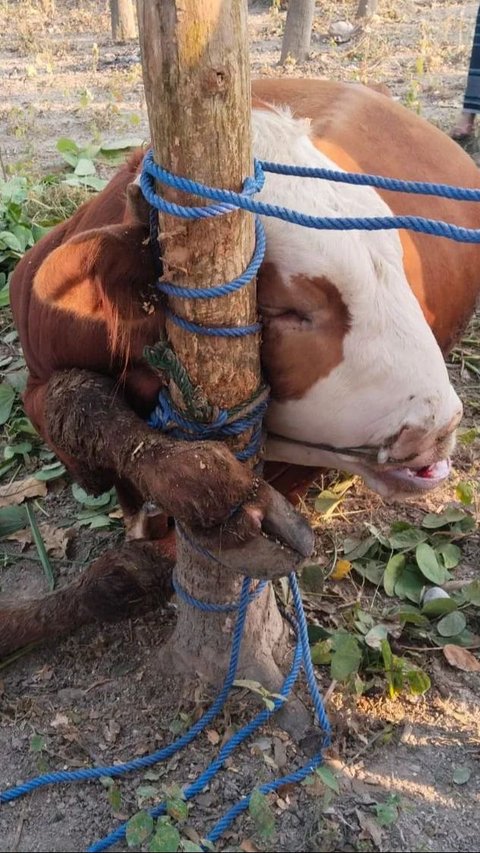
(0, 147, 7, 181)
(25, 502, 55, 591)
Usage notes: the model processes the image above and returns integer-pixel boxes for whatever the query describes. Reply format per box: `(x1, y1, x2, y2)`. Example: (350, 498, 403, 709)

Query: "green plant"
(308, 506, 479, 696)
(56, 136, 143, 190)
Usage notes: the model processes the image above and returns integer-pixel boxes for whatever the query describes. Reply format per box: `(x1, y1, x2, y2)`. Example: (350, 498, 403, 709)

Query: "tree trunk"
(280, 0, 315, 65)
(355, 0, 378, 18)
(136, 0, 296, 696)
(110, 0, 136, 42)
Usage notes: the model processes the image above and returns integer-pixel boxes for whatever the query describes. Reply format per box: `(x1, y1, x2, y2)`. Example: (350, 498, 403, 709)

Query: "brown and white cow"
(3, 78, 480, 656)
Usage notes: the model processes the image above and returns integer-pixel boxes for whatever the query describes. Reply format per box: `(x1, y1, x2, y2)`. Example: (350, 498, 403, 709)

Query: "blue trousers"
(464, 4, 480, 112)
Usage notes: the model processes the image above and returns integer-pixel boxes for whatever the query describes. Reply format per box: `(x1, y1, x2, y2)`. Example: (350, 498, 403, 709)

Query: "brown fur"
(6, 79, 480, 658)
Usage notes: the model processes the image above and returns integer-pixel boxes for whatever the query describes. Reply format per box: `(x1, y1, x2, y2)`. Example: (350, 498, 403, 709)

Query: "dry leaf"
(7, 523, 73, 558)
(0, 477, 47, 507)
(356, 809, 384, 847)
(240, 840, 260, 853)
(443, 644, 480, 672)
(331, 559, 352, 581)
(206, 729, 220, 745)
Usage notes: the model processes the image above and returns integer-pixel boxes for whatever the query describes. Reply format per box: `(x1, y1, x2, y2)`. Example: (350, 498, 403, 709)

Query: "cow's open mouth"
(371, 458, 451, 493)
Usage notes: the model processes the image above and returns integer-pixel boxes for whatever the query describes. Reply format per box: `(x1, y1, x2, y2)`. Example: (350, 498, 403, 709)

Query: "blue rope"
(148, 388, 269, 461)
(165, 307, 261, 337)
(157, 217, 266, 299)
(142, 150, 480, 244)
(172, 574, 267, 613)
(87, 572, 330, 853)
(0, 578, 255, 804)
(0, 570, 331, 853)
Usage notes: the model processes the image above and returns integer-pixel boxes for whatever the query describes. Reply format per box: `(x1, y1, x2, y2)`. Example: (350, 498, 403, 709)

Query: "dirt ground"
(1, 1, 480, 852)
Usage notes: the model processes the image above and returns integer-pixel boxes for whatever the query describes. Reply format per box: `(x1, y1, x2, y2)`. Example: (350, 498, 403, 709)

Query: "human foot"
(450, 111, 476, 140)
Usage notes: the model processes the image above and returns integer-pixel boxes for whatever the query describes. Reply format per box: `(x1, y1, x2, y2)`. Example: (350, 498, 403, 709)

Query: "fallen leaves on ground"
(443, 644, 480, 672)
(0, 476, 47, 507)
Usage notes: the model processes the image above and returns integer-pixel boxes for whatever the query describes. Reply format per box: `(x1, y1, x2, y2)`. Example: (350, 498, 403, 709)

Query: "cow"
(2, 78, 479, 658)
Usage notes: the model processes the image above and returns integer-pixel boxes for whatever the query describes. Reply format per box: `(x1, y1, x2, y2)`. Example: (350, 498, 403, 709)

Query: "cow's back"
(252, 78, 480, 351)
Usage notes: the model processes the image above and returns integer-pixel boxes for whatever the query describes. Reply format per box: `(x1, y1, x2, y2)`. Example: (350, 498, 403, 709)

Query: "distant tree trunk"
(280, 0, 315, 64)
(356, 0, 378, 18)
(110, 0, 136, 42)
(39, 0, 55, 14)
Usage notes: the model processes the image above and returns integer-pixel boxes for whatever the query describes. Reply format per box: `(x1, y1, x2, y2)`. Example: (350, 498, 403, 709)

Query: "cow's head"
(253, 108, 462, 498)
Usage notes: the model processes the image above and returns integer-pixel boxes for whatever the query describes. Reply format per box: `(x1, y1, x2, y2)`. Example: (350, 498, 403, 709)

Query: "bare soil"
(1, 2, 480, 852)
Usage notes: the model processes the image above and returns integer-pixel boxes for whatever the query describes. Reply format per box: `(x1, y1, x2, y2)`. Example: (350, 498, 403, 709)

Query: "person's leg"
(451, 3, 480, 139)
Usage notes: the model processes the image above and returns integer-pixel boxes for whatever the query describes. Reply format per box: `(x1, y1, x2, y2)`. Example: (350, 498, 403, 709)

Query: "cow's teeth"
(377, 447, 389, 464)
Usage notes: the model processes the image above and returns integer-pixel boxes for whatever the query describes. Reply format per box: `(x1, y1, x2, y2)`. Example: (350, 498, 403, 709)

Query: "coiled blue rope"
(142, 150, 480, 243)
(87, 572, 331, 853)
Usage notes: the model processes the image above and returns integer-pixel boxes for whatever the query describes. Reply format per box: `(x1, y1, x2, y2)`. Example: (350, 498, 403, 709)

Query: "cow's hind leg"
(0, 541, 174, 660)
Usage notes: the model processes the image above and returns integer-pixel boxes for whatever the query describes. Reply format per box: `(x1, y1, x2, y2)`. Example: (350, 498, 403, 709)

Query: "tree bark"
(280, 0, 315, 65)
(110, 0, 137, 42)
(355, 0, 378, 18)
(136, 0, 297, 695)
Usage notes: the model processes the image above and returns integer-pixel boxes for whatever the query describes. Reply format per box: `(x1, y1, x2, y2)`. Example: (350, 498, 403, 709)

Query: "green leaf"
(71, 483, 112, 508)
(56, 137, 80, 156)
(311, 639, 332, 665)
(463, 580, 480, 606)
(405, 668, 431, 695)
(435, 543, 461, 569)
(437, 611, 467, 637)
(388, 527, 428, 550)
(0, 383, 15, 425)
(301, 563, 324, 593)
(315, 765, 340, 793)
(74, 157, 97, 177)
(394, 604, 429, 626)
(30, 734, 46, 752)
(136, 785, 159, 807)
(374, 794, 400, 826)
(314, 489, 341, 517)
(330, 632, 362, 681)
(181, 842, 203, 853)
(364, 523, 390, 547)
(166, 797, 188, 822)
(364, 624, 389, 649)
(0, 283, 10, 307)
(248, 789, 275, 841)
(35, 462, 67, 481)
(352, 559, 385, 585)
(125, 811, 154, 849)
(100, 137, 143, 151)
(343, 535, 376, 561)
(422, 597, 457, 617)
(455, 481, 475, 505)
(308, 624, 331, 644)
(383, 554, 405, 596)
(422, 508, 470, 528)
(4, 441, 32, 459)
(394, 565, 424, 603)
(457, 427, 479, 445)
(453, 766, 471, 785)
(415, 543, 449, 584)
(149, 820, 180, 853)
(0, 505, 28, 538)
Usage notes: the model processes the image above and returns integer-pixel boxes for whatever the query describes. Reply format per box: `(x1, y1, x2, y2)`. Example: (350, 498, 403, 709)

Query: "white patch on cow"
(251, 107, 462, 494)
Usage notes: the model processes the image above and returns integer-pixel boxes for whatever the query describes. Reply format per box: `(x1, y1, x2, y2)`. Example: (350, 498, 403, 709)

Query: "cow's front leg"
(41, 368, 260, 532)
(0, 542, 174, 659)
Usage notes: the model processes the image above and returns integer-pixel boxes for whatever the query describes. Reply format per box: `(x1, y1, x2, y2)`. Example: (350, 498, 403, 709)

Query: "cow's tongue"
(414, 465, 437, 479)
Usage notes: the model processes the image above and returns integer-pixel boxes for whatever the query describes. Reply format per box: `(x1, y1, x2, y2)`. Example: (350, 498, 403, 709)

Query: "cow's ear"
(125, 181, 151, 225)
(33, 223, 159, 354)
